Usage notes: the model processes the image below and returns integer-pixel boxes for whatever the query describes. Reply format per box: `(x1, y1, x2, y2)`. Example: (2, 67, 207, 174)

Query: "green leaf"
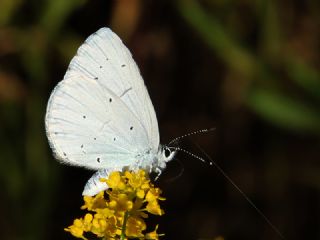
(0, 0, 22, 26)
(247, 87, 320, 133)
(286, 59, 320, 100)
(40, 0, 87, 37)
(176, 0, 256, 75)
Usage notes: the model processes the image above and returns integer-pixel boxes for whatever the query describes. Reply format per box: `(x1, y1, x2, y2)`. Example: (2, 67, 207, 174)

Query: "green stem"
(120, 211, 129, 240)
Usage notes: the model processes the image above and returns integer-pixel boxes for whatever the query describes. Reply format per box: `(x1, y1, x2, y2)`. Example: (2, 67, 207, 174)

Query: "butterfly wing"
(45, 28, 160, 170)
(82, 169, 120, 196)
(45, 74, 151, 169)
(65, 28, 159, 150)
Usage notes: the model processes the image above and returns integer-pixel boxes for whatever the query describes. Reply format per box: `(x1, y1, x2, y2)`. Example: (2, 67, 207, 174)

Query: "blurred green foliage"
(177, 0, 320, 133)
(0, 1, 87, 239)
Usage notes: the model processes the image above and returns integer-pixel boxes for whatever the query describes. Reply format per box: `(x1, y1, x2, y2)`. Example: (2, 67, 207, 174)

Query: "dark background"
(1, 0, 319, 239)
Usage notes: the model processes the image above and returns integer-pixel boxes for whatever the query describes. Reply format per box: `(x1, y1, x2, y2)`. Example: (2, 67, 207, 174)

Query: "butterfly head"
(162, 146, 177, 162)
(151, 145, 177, 180)
(157, 145, 176, 169)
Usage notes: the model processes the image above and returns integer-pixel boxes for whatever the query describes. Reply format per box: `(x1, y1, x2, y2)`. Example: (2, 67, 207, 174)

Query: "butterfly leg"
(154, 167, 162, 181)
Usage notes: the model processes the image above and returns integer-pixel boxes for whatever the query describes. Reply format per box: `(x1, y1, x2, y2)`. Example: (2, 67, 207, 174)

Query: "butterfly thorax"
(132, 145, 176, 173)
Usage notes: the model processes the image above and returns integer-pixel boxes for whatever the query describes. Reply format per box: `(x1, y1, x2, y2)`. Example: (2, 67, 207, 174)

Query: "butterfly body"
(45, 28, 176, 196)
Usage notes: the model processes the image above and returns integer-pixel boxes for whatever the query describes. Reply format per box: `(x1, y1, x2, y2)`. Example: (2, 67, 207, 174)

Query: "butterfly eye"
(164, 148, 171, 158)
(163, 147, 176, 162)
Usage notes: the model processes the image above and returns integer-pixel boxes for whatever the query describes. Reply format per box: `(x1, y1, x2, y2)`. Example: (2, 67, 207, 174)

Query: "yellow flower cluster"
(65, 170, 165, 240)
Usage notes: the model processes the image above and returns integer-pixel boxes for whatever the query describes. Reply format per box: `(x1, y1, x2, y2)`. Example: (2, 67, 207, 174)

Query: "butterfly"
(45, 28, 176, 196)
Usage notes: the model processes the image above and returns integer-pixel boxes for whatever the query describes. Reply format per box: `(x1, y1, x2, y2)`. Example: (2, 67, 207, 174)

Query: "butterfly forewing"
(65, 28, 159, 150)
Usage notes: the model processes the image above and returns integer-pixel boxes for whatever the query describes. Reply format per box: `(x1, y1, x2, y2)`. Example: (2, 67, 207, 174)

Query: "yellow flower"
(64, 219, 85, 239)
(106, 171, 126, 190)
(136, 188, 146, 199)
(145, 187, 165, 215)
(109, 193, 133, 212)
(146, 187, 164, 202)
(131, 198, 147, 218)
(145, 225, 161, 240)
(91, 214, 117, 237)
(126, 169, 149, 189)
(64, 214, 93, 239)
(95, 207, 114, 218)
(146, 200, 164, 216)
(65, 170, 165, 239)
(83, 214, 93, 231)
(125, 216, 146, 238)
(81, 191, 106, 211)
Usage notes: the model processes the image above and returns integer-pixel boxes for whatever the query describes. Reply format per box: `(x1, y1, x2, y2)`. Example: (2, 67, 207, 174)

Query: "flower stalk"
(120, 211, 129, 240)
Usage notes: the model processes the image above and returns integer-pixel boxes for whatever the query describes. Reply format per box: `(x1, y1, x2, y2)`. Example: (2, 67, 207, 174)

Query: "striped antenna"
(168, 127, 216, 146)
(169, 146, 213, 166)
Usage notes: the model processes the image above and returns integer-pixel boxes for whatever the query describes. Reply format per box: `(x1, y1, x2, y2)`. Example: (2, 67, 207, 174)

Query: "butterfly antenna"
(169, 146, 213, 165)
(168, 127, 216, 146)
(193, 143, 286, 240)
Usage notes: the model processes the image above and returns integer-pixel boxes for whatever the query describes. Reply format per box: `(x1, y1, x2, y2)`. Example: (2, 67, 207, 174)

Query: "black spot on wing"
(130, 126, 133, 130)
(97, 157, 100, 163)
(121, 64, 126, 67)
